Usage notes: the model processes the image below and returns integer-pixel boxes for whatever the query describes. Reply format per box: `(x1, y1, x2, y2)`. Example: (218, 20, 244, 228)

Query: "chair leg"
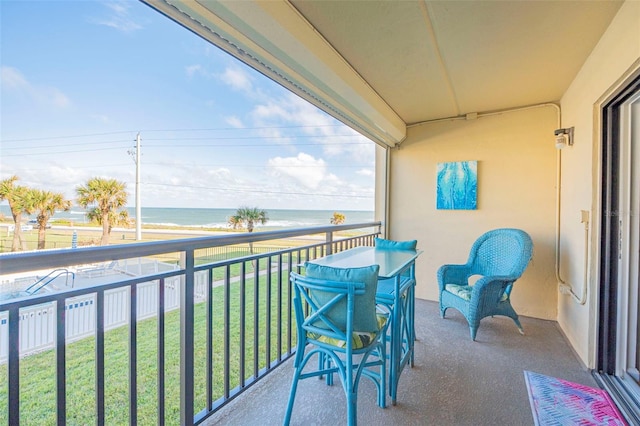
(347, 391, 357, 426)
(470, 325, 478, 341)
(379, 343, 387, 408)
(439, 303, 447, 319)
(284, 367, 302, 426)
(501, 302, 525, 335)
(325, 355, 334, 386)
(513, 316, 525, 335)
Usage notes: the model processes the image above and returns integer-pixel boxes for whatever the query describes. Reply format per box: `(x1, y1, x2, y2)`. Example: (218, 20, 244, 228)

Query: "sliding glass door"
(597, 74, 640, 423)
(616, 88, 640, 386)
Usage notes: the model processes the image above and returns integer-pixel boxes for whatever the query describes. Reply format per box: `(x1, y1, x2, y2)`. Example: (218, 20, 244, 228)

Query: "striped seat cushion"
(445, 283, 508, 302)
(307, 314, 388, 349)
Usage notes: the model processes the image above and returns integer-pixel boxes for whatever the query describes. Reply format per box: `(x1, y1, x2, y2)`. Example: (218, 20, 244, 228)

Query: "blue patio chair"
(438, 228, 533, 340)
(374, 237, 418, 403)
(284, 264, 389, 426)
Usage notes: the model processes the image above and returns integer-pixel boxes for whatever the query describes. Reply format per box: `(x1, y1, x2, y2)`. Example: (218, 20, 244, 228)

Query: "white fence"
(0, 265, 210, 364)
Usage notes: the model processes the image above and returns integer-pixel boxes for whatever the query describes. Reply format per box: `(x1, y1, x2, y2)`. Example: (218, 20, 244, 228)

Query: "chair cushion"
(374, 237, 417, 250)
(445, 283, 508, 302)
(304, 262, 380, 332)
(445, 284, 473, 301)
(307, 314, 388, 349)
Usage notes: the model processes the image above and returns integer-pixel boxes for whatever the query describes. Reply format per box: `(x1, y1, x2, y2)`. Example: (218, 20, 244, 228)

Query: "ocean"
(0, 206, 374, 230)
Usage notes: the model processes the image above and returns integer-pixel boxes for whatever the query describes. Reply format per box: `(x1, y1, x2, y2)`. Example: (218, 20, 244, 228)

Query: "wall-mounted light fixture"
(554, 127, 574, 149)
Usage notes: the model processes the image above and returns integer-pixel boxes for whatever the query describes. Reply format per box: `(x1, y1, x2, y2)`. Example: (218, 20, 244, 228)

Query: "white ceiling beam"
(143, 0, 406, 147)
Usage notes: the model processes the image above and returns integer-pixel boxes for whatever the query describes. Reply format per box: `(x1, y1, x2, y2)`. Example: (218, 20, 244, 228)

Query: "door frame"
(596, 72, 640, 423)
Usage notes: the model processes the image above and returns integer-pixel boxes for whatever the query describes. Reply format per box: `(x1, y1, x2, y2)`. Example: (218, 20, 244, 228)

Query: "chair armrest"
(470, 275, 519, 304)
(437, 264, 472, 291)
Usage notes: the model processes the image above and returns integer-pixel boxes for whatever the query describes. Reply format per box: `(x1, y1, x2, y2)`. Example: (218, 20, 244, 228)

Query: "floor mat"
(524, 371, 627, 425)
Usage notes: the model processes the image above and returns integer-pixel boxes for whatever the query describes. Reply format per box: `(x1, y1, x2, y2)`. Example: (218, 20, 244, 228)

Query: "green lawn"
(0, 263, 295, 425)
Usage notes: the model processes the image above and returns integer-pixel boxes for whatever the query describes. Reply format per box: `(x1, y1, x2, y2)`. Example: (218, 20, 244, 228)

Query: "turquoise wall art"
(436, 161, 478, 210)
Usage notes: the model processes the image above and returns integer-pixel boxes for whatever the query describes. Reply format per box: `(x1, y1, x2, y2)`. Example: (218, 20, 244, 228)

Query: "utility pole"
(128, 133, 142, 241)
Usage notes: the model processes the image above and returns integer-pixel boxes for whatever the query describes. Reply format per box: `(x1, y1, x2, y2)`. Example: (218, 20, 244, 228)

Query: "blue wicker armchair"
(438, 228, 533, 340)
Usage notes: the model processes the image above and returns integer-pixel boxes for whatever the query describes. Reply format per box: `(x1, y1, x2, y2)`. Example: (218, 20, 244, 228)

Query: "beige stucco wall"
(387, 105, 558, 320)
(558, 0, 640, 368)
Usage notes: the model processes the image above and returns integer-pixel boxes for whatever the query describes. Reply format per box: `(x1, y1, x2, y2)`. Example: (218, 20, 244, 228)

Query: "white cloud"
(252, 101, 289, 121)
(1, 66, 71, 108)
(0, 65, 28, 89)
(267, 153, 327, 189)
(185, 64, 206, 78)
(220, 67, 253, 92)
(93, 1, 143, 33)
(357, 169, 374, 177)
(90, 114, 111, 124)
(248, 93, 375, 161)
(225, 116, 244, 128)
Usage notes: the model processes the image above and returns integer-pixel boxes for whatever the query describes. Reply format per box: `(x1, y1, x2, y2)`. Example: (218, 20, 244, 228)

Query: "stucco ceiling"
(144, 0, 623, 146)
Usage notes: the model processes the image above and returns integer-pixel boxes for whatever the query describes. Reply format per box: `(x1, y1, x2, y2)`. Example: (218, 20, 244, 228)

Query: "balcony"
(0, 222, 593, 425)
(209, 298, 594, 425)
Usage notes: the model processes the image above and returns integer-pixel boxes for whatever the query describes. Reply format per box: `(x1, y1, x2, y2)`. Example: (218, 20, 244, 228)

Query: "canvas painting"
(436, 161, 477, 210)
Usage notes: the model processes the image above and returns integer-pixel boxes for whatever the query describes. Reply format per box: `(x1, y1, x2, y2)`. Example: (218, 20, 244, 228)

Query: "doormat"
(524, 371, 627, 425)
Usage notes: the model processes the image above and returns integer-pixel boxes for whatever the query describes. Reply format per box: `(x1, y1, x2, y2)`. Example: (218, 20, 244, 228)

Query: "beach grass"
(0, 267, 294, 425)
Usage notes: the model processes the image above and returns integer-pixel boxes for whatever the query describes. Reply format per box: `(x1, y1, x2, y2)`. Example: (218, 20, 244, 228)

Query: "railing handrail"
(0, 221, 381, 275)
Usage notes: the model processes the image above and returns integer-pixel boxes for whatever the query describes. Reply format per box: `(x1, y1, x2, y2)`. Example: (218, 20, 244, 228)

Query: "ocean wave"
(145, 221, 230, 229)
(142, 220, 324, 229)
(146, 222, 183, 227)
(260, 220, 321, 227)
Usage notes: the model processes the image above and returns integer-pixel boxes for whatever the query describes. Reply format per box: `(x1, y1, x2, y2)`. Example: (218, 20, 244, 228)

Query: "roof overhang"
(142, 0, 405, 148)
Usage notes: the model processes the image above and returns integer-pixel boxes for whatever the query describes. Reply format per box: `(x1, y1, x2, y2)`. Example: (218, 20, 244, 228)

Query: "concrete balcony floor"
(206, 299, 595, 425)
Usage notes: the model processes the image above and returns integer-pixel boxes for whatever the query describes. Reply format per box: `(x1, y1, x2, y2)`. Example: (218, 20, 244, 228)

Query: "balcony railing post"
(180, 250, 195, 425)
(129, 283, 138, 424)
(157, 279, 166, 426)
(325, 231, 334, 255)
(96, 290, 105, 425)
(8, 306, 19, 426)
(56, 298, 67, 425)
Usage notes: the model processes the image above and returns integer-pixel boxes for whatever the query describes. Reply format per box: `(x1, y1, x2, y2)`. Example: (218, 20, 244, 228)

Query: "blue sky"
(0, 1, 376, 211)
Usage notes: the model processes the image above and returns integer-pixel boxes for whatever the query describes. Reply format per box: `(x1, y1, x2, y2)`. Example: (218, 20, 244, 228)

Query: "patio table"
(306, 245, 422, 405)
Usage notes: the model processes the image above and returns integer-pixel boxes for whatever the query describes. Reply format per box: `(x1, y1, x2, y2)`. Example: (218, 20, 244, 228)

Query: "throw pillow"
(374, 237, 417, 250)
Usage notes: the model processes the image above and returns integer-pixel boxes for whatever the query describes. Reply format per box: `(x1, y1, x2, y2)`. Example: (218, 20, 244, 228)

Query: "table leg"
(390, 274, 398, 405)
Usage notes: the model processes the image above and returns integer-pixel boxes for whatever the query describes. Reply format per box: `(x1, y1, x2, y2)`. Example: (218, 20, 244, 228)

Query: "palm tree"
(330, 212, 346, 225)
(76, 177, 128, 245)
(228, 206, 269, 254)
(32, 189, 72, 249)
(0, 176, 36, 251)
(228, 207, 269, 233)
(92, 208, 131, 231)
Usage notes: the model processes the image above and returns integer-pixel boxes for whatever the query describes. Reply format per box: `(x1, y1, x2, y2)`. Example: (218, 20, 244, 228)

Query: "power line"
(1, 131, 138, 143)
(139, 124, 345, 132)
(144, 134, 361, 141)
(0, 146, 132, 157)
(0, 124, 348, 143)
(141, 163, 369, 168)
(1, 139, 133, 150)
(144, 182, 373, 199)
(1, 134, 363, 149)
(1, 140, 371, 156)
(143, 142, 369, 148)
